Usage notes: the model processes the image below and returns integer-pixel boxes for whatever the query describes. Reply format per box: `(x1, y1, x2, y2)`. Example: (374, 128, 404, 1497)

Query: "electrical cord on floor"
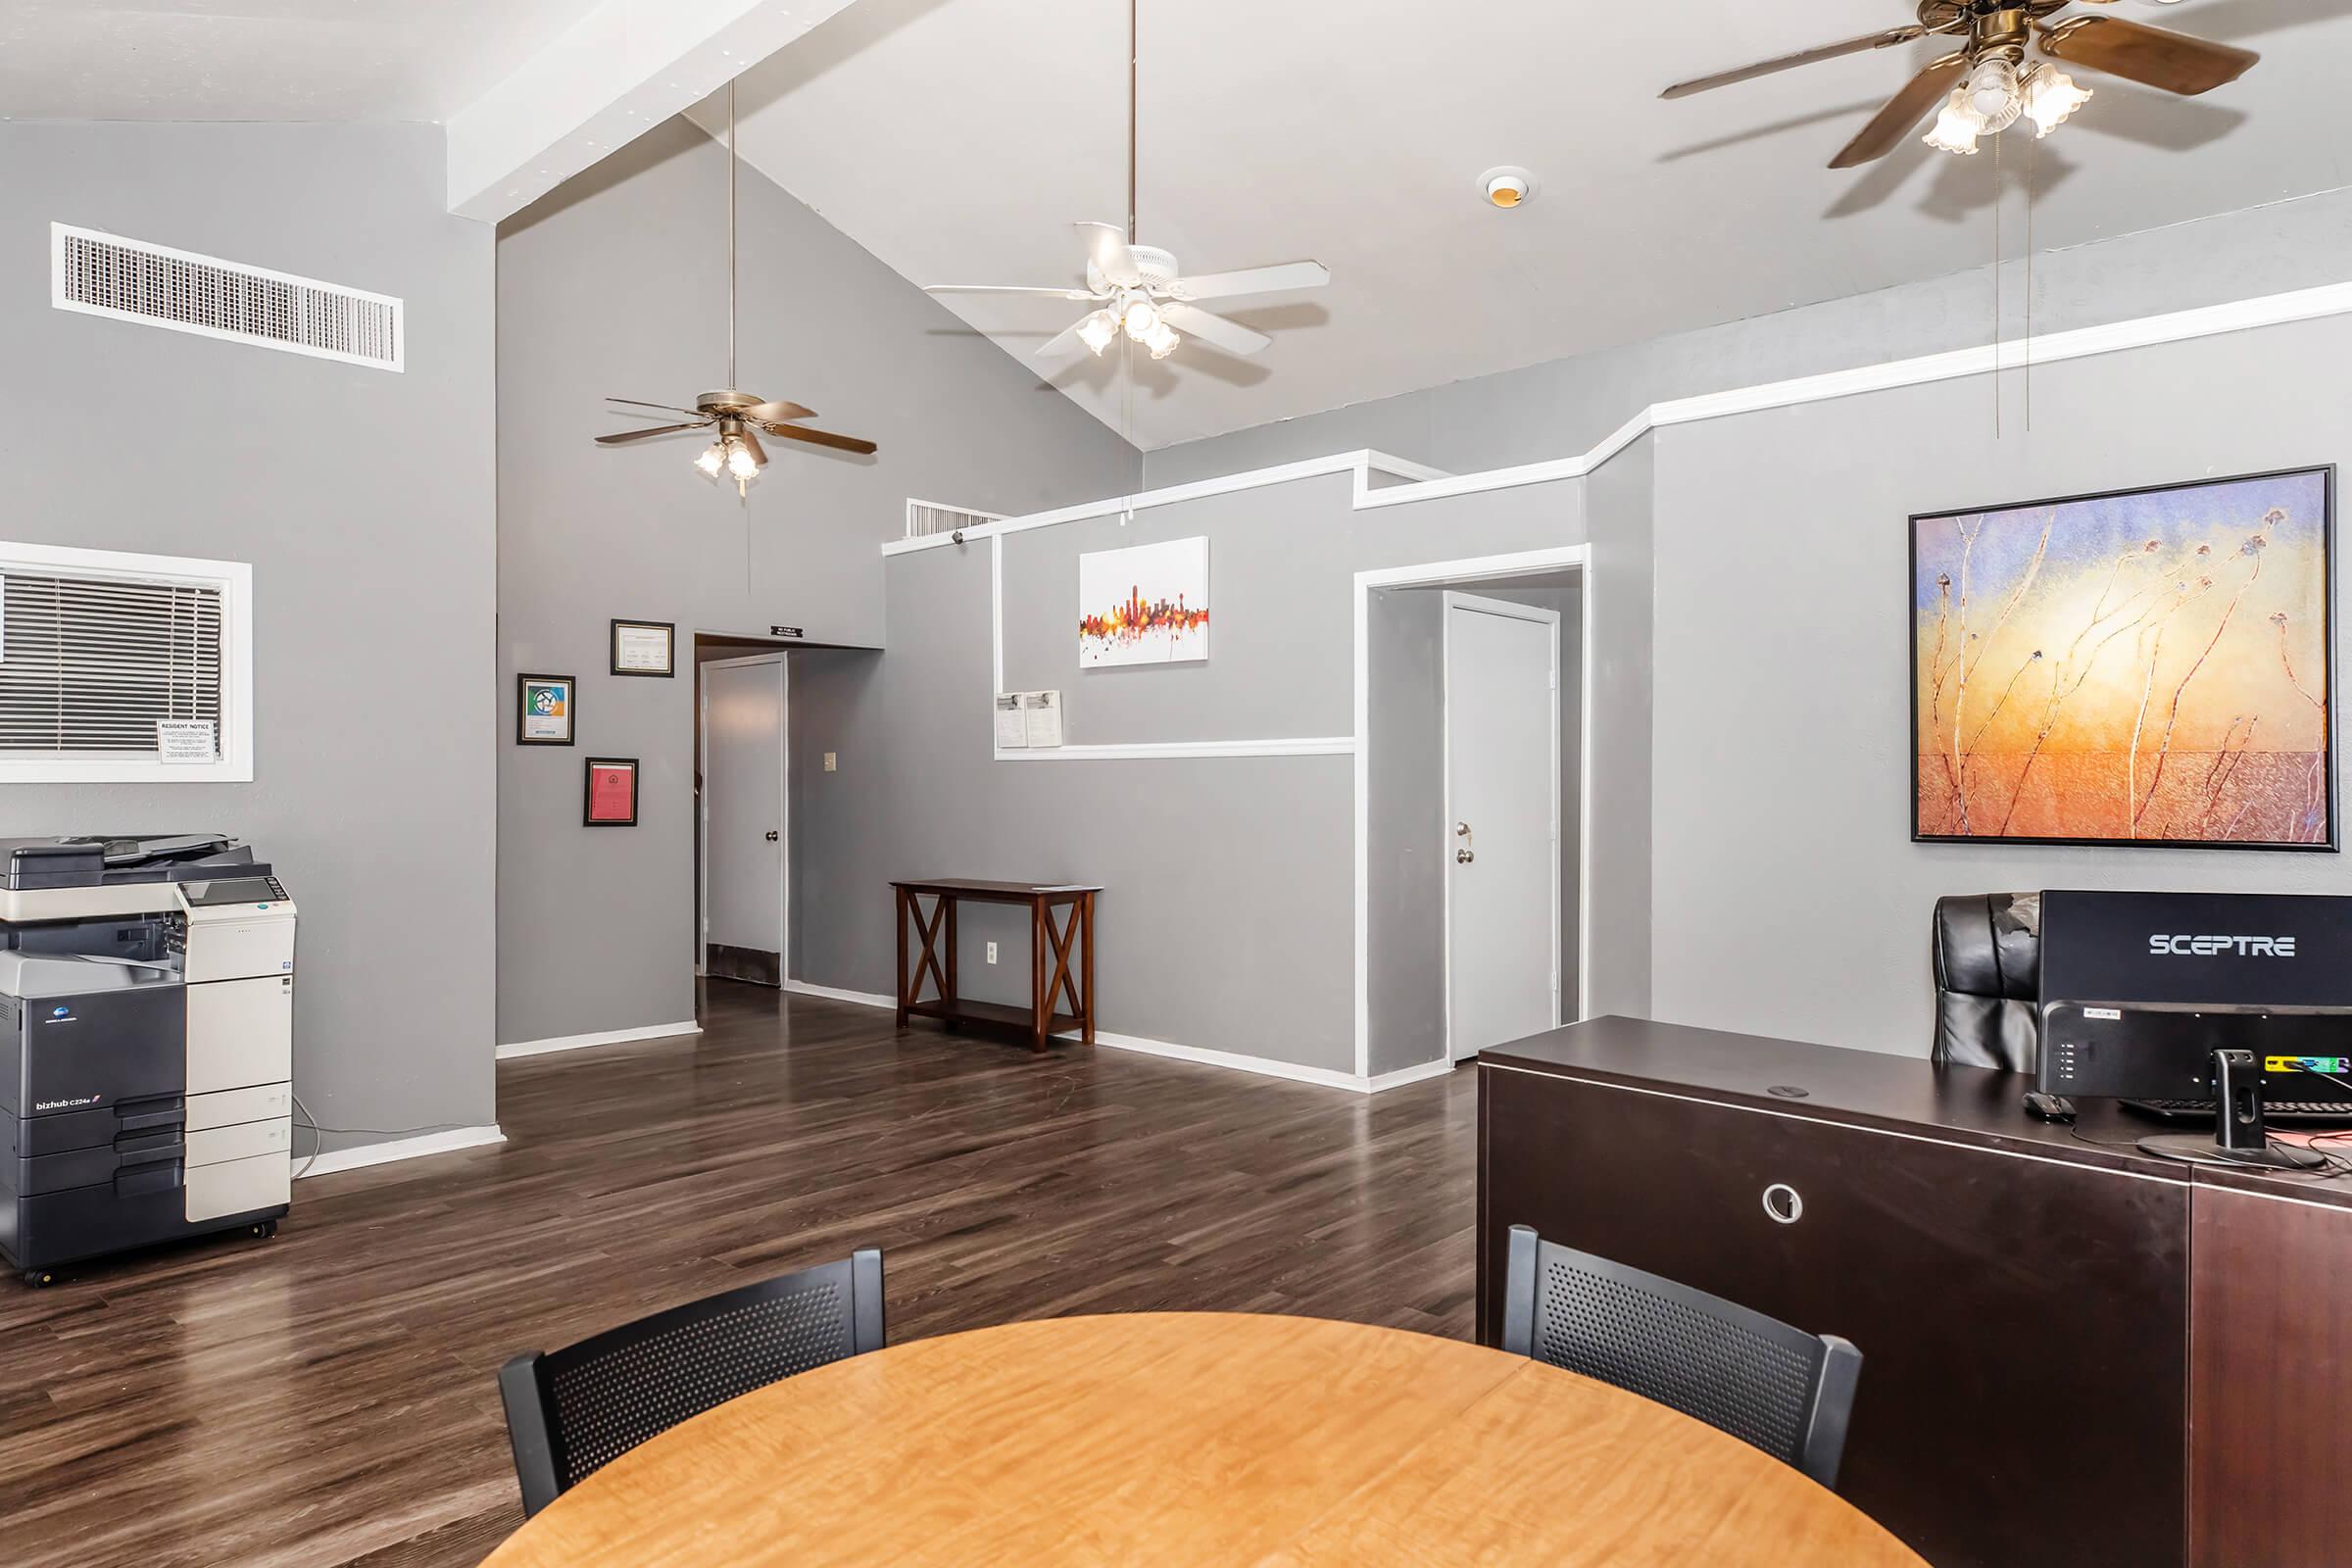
(289, 1093, 482, 1180)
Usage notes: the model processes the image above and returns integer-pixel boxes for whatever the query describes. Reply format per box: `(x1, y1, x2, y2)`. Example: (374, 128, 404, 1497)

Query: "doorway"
(1443, 592, 1560, 1060)
(700, 653, 787, 986)
(1356, 548, 1588, 1082)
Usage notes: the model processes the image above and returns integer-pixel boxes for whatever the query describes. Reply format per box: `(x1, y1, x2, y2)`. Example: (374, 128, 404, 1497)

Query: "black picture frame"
(583, 757, 639, 827)
(1910, 464, 2336, 853)
(515, 673, 577, 747)
(611, 618, 676, 678)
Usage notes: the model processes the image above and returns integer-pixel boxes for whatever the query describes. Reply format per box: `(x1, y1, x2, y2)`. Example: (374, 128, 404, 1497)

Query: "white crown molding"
(298, 1124, 504, 1178)
(496, 1021, 702, 1059)
(878, 276, 2352, 538)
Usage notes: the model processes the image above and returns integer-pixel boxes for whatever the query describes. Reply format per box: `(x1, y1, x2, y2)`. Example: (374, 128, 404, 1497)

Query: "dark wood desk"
(1478, 1016, 2352, 1568)
(891, 879, 1099, 1053)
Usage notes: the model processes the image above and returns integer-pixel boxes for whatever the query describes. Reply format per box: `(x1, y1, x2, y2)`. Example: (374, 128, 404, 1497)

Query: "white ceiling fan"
(923, 0, 1329, 363)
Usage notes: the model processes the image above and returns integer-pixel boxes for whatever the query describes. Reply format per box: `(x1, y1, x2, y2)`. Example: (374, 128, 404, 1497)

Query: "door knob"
(1455, 821, 1472, 836)
(1456, 848, 1475, 863)
(764, 830, 779, 842)
(1454, 821, 1474, 863)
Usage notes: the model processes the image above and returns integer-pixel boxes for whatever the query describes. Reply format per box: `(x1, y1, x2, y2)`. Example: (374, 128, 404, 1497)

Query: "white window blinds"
(0, 570, 225, 756)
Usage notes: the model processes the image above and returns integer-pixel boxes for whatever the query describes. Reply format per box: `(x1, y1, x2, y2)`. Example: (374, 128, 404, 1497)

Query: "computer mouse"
(2023, 1091, 2078, 1123)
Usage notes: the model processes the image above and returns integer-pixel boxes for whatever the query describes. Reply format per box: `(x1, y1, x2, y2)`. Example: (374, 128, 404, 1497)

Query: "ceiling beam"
(446, 0, 860, 223)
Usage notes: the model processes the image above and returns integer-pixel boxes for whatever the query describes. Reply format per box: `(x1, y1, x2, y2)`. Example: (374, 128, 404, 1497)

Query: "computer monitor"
(2037, 890, 2352, 1170)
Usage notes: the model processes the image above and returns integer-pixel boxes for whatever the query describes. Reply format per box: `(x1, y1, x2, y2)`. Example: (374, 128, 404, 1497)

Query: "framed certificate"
(611, 618, 676, 678)
(584, 757, 639, 826)
(516, 673, 576, 746)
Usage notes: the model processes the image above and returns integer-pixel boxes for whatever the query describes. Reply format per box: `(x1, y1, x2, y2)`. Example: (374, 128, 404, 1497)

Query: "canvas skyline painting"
(1913, 468, 2334, 850)
(1078, 536, 1210, 667)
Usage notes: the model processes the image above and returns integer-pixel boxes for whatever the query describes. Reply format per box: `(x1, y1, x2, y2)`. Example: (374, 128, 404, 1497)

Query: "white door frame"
(1352, 544, 1592, 1083)
(698, 652, 790, 979)
(1440, 591, 1562, 1061)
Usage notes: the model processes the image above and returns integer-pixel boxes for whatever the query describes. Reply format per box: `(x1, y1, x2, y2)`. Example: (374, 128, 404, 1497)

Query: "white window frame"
(0, 540, 254, 784)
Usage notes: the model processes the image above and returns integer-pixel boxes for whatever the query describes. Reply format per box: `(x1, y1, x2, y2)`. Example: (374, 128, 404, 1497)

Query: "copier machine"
(0, 834, 296, 1284)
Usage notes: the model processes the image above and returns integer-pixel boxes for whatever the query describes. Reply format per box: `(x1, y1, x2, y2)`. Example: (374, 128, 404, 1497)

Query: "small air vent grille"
(52, 222, 403, 372)
(906, 499, 1005, 540)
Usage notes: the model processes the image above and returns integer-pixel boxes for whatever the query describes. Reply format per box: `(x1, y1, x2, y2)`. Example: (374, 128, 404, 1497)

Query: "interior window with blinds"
(0, 570, 224, 759)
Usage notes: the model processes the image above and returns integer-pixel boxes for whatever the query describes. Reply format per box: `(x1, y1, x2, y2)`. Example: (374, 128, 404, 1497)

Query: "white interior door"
(703, 656, 787, 983)
(1446, 594, 1559, 1059)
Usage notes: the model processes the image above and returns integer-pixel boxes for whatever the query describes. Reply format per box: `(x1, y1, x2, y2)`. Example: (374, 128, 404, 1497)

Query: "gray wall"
(1649, 313, 2352, 1056)
(792, 466, 1652, 1076)
(495, 119, 1140, 1046)
(1145, 186, 2352, 485)
(0, 123, 497, 1158)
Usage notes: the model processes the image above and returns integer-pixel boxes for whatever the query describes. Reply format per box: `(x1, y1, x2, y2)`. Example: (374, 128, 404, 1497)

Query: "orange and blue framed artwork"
(1913, 467, 2335, 851)
(1078, 536, 1209, 667)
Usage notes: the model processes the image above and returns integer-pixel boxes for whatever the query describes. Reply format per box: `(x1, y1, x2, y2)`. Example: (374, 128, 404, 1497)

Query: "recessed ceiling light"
(1478, 166, 1535, 210)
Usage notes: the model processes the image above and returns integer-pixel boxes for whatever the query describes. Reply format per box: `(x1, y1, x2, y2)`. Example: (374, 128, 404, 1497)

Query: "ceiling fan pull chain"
(1991, 129, 2002, 442)
(2025, 128, 2036, 434)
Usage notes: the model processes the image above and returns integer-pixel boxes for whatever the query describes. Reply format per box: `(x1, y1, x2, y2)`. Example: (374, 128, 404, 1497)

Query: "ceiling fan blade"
(1661, 24, 1927, 99)
(743, 400, 815, 423)
(594, 422, 707, 445)
(607, 397, 706, 416)
(1167, 261, 1331, 302)
(1034, 317, 1092, 360)
(1078, 222, 1144, 289)
(1828, 52, 1968, 169)
(925, 284, 1101, 299)
(736, 425, 768, 469)
(759, 421, 878, 457)
(2037, 16, 2257, 95)
(1159, 302, 1272, 358)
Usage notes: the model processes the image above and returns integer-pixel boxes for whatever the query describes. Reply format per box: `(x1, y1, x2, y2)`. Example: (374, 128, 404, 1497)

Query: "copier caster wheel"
(250, 1220, 278, 1240)
(22, 1269, 55, 1288)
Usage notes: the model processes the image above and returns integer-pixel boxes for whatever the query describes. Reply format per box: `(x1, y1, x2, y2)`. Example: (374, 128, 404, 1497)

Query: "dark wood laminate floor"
(0, 982, 1476, 1568)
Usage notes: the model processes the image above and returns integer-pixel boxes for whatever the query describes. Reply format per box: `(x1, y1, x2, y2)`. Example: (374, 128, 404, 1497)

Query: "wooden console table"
(891, 879, 1099, 1053)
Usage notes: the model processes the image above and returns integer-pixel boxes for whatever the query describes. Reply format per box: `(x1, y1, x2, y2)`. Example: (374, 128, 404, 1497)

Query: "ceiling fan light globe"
(695, 442, 727, 479)
(2022, 65, 2092, 137)
(1078, 309, 1120, 356)
(1122, 297, 1160, 341)
(725, 438, 761, 481)
(1965, 57, 2023, 132)
(1145, 321, 1181, 360)
(1924, 88, 1984, 155)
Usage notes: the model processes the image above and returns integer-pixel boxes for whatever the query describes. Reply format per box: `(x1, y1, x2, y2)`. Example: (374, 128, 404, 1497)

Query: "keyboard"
(2124, 1098, 2352, 1127)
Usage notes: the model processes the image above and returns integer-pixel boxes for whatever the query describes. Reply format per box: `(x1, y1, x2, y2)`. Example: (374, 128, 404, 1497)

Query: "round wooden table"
(481, 1312, 1927, 1567)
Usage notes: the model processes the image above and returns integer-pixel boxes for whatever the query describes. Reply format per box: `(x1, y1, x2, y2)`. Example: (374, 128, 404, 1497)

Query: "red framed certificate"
(583, 757, 638, 826)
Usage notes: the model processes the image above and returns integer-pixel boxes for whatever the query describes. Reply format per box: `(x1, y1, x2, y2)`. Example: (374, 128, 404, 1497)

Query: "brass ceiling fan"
(596, 79, 877, 496)
(1662, 1, 2259, 168)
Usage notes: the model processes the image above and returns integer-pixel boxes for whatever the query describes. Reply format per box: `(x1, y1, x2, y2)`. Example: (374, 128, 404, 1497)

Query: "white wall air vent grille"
(906, 499, 1005, 540)
(51, 222, 404, 372)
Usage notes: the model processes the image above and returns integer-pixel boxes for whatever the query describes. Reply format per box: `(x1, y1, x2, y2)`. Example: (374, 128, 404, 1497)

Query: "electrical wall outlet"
(823, 752, 837, 772)
(985, 942, 998, 964)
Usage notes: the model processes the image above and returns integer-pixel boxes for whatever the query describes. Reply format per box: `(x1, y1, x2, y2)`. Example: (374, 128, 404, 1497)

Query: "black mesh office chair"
(1931, 891, 2041, 1070)
(1498, 1225, 1862, 1489)
(498, 1248, 885, 1516)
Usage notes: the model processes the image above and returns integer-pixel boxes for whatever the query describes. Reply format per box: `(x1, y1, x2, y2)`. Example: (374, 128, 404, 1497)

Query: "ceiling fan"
(596, 79, 876, 496)
(1662, 1, 2259, 168)
(922, 0, 1329, 364)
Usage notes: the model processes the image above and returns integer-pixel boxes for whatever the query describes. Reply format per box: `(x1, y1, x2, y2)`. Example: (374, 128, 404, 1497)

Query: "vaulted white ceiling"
(0, 0, 607, 121)
(706, 0, 2352, 450)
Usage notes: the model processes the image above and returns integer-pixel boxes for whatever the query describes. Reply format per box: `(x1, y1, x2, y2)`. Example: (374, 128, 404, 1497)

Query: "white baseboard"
(298, 1124, 505, 1178)
(776, 979, 1444, 1096)
(496, 1020, 702, 1059)
(1092, 1030, 1365, 1092)
(1365, 1057, 1460, 1093)
(778, 978, 896, 1008)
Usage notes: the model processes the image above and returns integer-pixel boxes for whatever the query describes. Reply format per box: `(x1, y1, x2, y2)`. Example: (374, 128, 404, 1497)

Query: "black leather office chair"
(1932, 891, 2041, 1071)
(1498, 1225, 1863, 1489)
(498, 1248, 885, 1516)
